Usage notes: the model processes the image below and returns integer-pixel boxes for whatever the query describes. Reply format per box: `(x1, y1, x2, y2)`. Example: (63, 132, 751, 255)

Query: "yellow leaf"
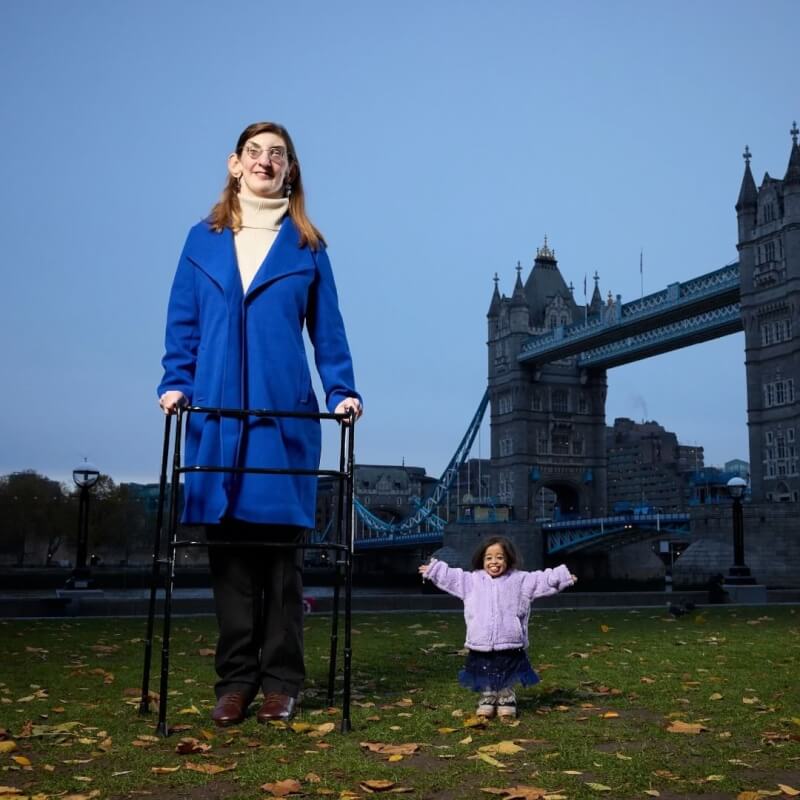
(459, 736, 473, 745)
(463, 715, 489, 729)
(600, 624, 610, 633)
(359, 780, 395, 792)
(0, 742, 17, 754)
(151, 766, 181, 774)
(479, 741, 524, 756)
(704, 774, 724, 781)
(387, 754, 403, 762)
(666, 721, 709, 734)
(474, 751, 505, 768)
(778, 786, 800, 797)
(308, 722, 336, 738)
(709, 693, 723, 701)
(736, 793, 763, 800)
(562, 770, 583, 775)
(184, 761, 237, 775)
(177, 705, 201, 715)
(304, 773, 322, 783)
(437, 727, 457, 734)
(585, 783, 612, 792)
(290, 721, 312, 733)
(0, 789, 22, 795)
(601, 712, 619, 719)
(260, 779, 302, 796)
(640, 677, 656, 684)
(643, 791, 660, 797)
(11, 756, 31, 767)
(742, 697, 759, 705)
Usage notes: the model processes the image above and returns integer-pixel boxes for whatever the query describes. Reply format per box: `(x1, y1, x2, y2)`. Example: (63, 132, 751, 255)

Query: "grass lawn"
(0, 606, 798, 800)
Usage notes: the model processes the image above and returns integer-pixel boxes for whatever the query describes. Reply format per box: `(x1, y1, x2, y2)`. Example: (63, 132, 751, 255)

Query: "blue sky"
(0, 0, 797, 484)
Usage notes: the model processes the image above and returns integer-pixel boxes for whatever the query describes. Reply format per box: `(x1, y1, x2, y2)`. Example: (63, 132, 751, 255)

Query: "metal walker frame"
(139, 405, 356, 735)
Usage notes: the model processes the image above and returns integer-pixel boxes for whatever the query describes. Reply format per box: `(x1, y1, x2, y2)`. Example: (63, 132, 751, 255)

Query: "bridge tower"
(737, 125, 800, 502)
(487, 240, 608, 521)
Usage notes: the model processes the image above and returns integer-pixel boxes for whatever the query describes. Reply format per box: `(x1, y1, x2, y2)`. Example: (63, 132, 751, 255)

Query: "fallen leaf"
(304, 772, 321, 783)
(260, 778, 302, 796)
(459, 736, 473, 745)
(360, 780, 396, 792)
(184, 761, 237, 775)
(177, 705, 201, 715)
(11, 756, 31, 767)
(666, 721, 709, 734)
(479, 741, 523, 757)
(0, 742, 17, 754)
(709, 693, 723, 701)
(643, 791, 660, 797)
(600, 625, 610, 633)
(585, 783, 612, 792)
(474, 751, 506, 768)
(361, 741, 419, 758)
(600, 712, 619, 719)
(197, 648, 216, 657)
(151, 765, 181, 774)
(778, 786, 800, 797)
(308, 722, 335, 738)
(175, 737, 211, 755)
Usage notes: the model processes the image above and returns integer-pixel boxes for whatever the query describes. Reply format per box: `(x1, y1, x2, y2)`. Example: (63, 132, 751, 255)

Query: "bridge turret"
(736, 145, 757, 245)
(783, 122, 800, 222)
(509, 261, 530, 332)
(487, 273, 502, 319)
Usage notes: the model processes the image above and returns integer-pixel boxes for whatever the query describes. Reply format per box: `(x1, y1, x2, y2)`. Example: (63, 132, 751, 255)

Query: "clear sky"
(0, 0, 797, 485)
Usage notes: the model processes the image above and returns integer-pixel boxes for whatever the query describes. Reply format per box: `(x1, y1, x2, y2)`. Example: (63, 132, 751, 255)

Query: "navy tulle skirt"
(458, 648, 540, 693)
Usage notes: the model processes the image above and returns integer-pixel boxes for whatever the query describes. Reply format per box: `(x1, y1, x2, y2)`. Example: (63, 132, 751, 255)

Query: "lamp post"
(724, 476, 755, 585)
(67, 459, 100, 589)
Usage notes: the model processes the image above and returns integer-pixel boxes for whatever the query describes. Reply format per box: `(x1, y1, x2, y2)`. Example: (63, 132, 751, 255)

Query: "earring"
(285, 182, 293, 197)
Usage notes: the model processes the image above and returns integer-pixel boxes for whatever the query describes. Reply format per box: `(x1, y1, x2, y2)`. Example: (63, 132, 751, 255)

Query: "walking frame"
(139, 404, 356, 736)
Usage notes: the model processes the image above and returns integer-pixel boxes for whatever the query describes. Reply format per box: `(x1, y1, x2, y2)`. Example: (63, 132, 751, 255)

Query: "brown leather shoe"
(211, 691, 251, 727)
(256, 692, 297, 723)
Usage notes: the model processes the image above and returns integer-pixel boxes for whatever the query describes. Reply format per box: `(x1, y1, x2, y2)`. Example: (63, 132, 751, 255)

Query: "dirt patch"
(111, 779, 241, 800)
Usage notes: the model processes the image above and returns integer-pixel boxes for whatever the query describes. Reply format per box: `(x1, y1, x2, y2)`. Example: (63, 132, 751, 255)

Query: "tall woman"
(158, 122, 362, 727)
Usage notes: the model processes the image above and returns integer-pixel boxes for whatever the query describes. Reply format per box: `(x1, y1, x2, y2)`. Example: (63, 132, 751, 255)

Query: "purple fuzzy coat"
(426, 560, 574, 652)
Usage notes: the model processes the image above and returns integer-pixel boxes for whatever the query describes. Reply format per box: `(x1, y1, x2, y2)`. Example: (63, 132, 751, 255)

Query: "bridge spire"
(736, 145, 758, 212)
(487, 272, 502, 318)
(785, 122, 800, 186)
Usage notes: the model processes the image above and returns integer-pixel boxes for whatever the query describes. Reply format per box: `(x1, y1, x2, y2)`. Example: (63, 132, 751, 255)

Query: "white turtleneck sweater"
(234, 195, 290, 292)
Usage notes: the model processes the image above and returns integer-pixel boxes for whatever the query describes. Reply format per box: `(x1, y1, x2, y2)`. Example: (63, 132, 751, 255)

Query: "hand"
(334, 397, 362, 423)
(159, 391, 187, 415)
(418, 563, 430, 577)
(570, 574, 578, 584)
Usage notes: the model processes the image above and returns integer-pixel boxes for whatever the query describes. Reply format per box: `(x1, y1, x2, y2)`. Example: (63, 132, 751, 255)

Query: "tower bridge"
(339, 124, 800, 567)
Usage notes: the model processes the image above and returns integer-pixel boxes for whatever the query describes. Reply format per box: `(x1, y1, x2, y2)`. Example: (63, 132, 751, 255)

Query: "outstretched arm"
(521, 564, 576, 600)
(422, 559, 472, 599)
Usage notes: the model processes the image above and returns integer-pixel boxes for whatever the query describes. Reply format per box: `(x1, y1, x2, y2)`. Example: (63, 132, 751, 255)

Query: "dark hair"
(471, 536, 519, 571)
(207, 121, 325, 250)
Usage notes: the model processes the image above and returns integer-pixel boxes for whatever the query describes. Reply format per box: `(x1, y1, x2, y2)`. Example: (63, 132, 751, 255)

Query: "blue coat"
(157, 218, 360, 527)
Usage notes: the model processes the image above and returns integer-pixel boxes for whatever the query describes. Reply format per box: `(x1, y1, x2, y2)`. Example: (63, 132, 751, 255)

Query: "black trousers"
(206, 520, 305, 700)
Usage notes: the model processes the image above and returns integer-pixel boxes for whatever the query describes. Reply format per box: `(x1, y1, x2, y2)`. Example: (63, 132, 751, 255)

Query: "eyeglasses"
(243, 144, 289, 164)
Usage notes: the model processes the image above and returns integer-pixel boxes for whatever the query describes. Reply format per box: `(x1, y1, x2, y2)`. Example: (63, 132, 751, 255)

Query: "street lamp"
(724, 476, 755, 586)
(67, 459, 100, 589)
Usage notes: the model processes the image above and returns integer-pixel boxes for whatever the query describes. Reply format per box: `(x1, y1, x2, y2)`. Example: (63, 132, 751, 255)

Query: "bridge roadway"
(346, 512, 690, 555)
(518, 262, 742, 368)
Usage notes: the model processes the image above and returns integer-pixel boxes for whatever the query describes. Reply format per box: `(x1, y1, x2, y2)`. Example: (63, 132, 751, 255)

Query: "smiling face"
(228, 131, 292, 199)
(483, 543, 508, 578)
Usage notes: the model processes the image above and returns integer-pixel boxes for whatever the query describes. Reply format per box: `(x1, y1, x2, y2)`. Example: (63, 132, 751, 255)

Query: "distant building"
(724, 458, 750, 479)
(606, 418, 700, 512)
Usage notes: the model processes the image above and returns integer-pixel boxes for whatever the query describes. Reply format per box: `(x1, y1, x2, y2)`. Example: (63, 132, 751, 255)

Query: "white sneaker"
(476, 692, 497, 718)
(496, 688, 516, 718)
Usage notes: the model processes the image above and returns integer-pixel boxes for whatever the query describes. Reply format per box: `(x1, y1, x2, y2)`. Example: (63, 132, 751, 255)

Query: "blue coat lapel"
(183, 223, 241, 300)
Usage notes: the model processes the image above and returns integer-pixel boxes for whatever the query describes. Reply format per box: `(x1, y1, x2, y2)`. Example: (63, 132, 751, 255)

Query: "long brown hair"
(207, 121, 325, 251)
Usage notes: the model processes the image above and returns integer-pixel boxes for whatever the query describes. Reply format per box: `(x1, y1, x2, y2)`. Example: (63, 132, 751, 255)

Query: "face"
(228, 132, 292, 200)
(483, 544, 507, 578)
